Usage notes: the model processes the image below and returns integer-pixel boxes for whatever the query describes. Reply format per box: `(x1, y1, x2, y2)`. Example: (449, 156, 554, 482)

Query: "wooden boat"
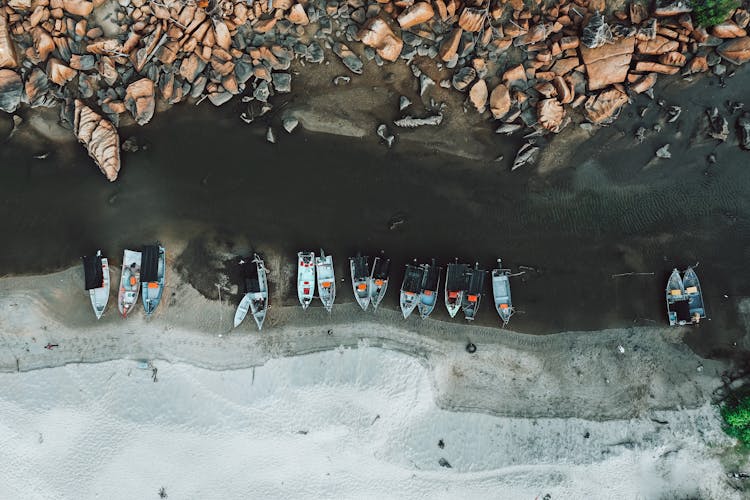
(400, 261, 425, 319)
(350, 254, 370, 311)
(491, 259, 513, 326)
(141, 244, 166, 315)
(118, 249, 142, 317)
(82, 250, 109, 319)
(417, 259, 441, 319)
(462, 263, 486, 321)
(234, 254, 269, 330)
(369, 254, 390, 310)
(316, 250, 336, 312)
(666, 268, 687, 326)
(297, 251, 316, 309)
(683, 266, 706, 325)
(445, 259, 468, 318)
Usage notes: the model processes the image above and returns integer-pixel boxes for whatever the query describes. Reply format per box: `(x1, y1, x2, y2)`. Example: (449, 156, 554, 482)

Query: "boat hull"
(369, 256, 390, 311)
(665, 268, 686, 326)
(491, 267, 513, 326)
(89, 257, 110, 319)
(234, 293, 252, 327)
(118, 250, 142, 317)
(445, 292, 462, 318)
(350, 257, 370, 311)
(250, 258, 269, 330)
(316, 253, 336, 312)
(297, 252, 315, 310)
(400, 293, 419, 319)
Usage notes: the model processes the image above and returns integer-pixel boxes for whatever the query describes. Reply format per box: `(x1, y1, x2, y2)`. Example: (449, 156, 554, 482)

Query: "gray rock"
(283, 117, 299, 133)
(272, 72, 291, 93)
(376, 124, 394, 147)
(452, 67, 476, 91)
(512, 142, 539, 170)
(495, 123, 522, 135)
(266, 126, 276, 144)
(0, 70, 23, 113)
(737, 112, 750, 150)
(208, 91, 233, 106)
(419, 73, 434, 96)
(333, 43, 363, 74)
(707, 107, 729, 141)
(655, 144, 671, 159)
(333, 75, 351, 85)
(399, 96, 411, 111)
(306, 42, 325, 64)
(254, 81, 270, 102)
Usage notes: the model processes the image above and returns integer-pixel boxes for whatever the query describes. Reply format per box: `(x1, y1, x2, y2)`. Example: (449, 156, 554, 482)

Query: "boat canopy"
(669, 299, 690, 322)
(82, 254, 103, 290)
(241, 258, 261, 293)
(141, 245, 160, 282)
(467, 268, 485, 295)
(403, 265, 424, 293)
(353, 256, 369, 279)
(422, 262, 439, 291)
(446, 263, 468, 290)
(373, 257, 390, 278)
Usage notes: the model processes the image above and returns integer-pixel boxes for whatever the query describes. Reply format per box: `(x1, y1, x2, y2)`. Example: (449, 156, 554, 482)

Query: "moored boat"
(297, 251, 316, 309)
(682, 266, 706, 325)
(316, 250, 336, 312)
(350, 254, 370, 311)
(445, 259, 468, 318)
(462, 263, 486, 321)
(82, 250, 109, 319)
(234, 254, 269, 330)
(666, 268, 687, 326)
(141, 244, 166, 315)
(369, 254, 390, 311)
(400, 260, 425, 319)
(118, 249, 142, 317)
(417, 259, 441, 319)
(491, 259, 513, 326)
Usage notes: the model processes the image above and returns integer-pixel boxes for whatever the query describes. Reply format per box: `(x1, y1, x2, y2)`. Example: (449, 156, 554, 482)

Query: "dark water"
(1, 69, 749, 360)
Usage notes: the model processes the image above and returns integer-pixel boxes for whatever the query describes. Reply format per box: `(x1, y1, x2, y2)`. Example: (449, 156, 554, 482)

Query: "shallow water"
(1, 68, 749, 358)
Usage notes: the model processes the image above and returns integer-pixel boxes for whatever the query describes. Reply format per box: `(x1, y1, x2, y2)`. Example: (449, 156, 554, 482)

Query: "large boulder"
(124, 78, 156, 126)
(32, 27, 55, 62)
(537, 98, 565, 132)
(358, 18, 404, 62)
(397, 2, 434, 29)
(24, 67, 53, 107)
(458, 7, 485, 32)
(712, 21, 747, 39)
(0, 13, 17, 69)
(489, 83, 510, 119)
(47, 58, 77, 85)
(439, 28, 462, 62)
(62, 0, 94, 17)
(0, 69, 22, 113)
(580, 36, 635, 91)
(469, 79, 488, 113)
(584, 88, 629, 124)
(717, 37, 750, 65)
(637, 36, 679, 55)
(73, 100, 121, 182)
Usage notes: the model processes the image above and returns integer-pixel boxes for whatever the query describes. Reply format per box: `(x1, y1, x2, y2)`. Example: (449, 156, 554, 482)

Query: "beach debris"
(333, 43, 364, 74)
(465, 342, 477, 353)
(419, 74, 434, 96)
(707, 107, 729, 141)
(635, 127, 647, 143)
(388, 214, 406, 230)
(394, 114, 443, 128)
(266, 127, 276, 144)
(44, 343, 58, 350)
(707, 153, 717, 164)
(399, 96, 412, 111)
(121, 137, 139, 153)
(666, 106, 682, 123)
(496, 123, 523, 135)
(438, 458, 452, 468)
(438, 439, 445, 449)
(581, 11, 613, 49)
(617, 345, 625, 354)
(158, 487, 167, 499)
(333, 75, 351, 86)
(655, 144, 672, 159)
(376, 124, 395, 148)
(33, 152, 49, 160)
(512, 142, 540, 171)
(240, 112, 253, 124)
(737, 112, 750, 150)
(283, 117, 299, 134)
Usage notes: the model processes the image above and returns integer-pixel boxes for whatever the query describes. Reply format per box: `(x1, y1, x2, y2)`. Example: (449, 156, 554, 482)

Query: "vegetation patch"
(692, 0, 740, 27)
(721, 396, 750, 446)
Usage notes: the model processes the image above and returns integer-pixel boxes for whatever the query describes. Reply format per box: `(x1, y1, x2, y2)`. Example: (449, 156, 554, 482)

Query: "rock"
(179, 54, 206, 83)
(707, 107, 729, 141)
(551, 76, 574, 104)
(655, 144, 671, 159)
(419, 73, 434, 96)
(376, 124, 395, 147)
(439, 28, 462, 62)
(98, 56, 118, 86)
(514, 24, 549, 46)
(736, 9, 750, 29)
(62, 0, 94, 17)
(124, 78, 155, 126)
(32, 27, 55, 62)
(333, 76, 351, 85)
(659, 51, 686, 66)
(0, 69, 22, 113)
(333, 43, 363, 74)
(73, 100, 120, 182)
(630, 73, 657, 94)
(489, 83, 510, 119)
(24, 67, 52, 107)
(397, 2, 434, 29)
(213, 20, 232, 51)
(685, 55, 709, 73)
(512, 142, 539, 171)
(272, 72, 291, 93)
(502, 64, 526, 87)
(737, 112, 750, 150)
(637, 36, 679, 55)
(208, 91, 232, 106)
(654, 0, 692, 17)
(469, 79, 487, 112)
(266, 126, 275, 144)
(551, 57, 579, 76)
(47, 58, 77, 86)
(581, 11, 612, 49)
(288, 4, 309, 25)
(254, 81, 270, 102)
(580, 36, 635, 91)
(0, 13, 18, 69)
(634, 61, 680, 74)
(69, 54, 95, 71)
(283, 117, 299, 133)
(496, 123, 522, 135)
(712, 22, 747, 39)
(458, 7, 485, 32)
(717, 37, 750, 65)
(399, 96, 411, 111)
(584, 88, 629, 124)
(358, 18, 403, 62)
(394, 114, 443, 127)
(537, 98, 564, 133)
(667, 106, 682, 123)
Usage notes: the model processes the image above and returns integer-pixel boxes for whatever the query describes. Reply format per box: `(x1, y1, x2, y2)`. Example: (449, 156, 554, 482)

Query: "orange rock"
(73, 100, 121, 182)
(712, 21, 747, 39)
(62, 0, 93, 17)
(435, 0, 448, 21)
(439, 27, 462, 62)
(514, 23, 548, 46)
(685, 54, 709, 73)
(358, 18, 403, 62)
(489, 83, 511, 118)
(551, 75, 573, 104)
(87, 38, 123, 55)
(458, 7, 485, 32)
(535, 81, 556, 98)
(288, 4, 309, 25)
(254, 18, 277, 33)
(124, 78, 155, 126)
(630, 72, 657, 93)
(579, 36, 634, 91)
(559, 36, 579, 50)
(584, 88, 629, 124)
(32, 27, 54, 62)
(537, 98, 564, 132)
(658, 51, 686, 66)
(637, 36, 679, 55)
(213, 20, 232, 50)
(629, 2, 647, 24)
(469, 78, 488, 112)
(47, 57, 76, 85)
(717, 36, 750, 64)
(98, 55, 117, 85)
(0, 12, 17, 69)
(550, 56, 579, 76)
(0, 69, 22, 112)
(397, 2, 434, 29)
(502, 64, 526, 86)
(634, 61, 680, 74)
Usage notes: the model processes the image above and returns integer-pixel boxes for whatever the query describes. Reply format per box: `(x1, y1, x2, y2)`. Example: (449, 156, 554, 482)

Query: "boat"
(350, 254, 370, 311)
(369, 254, 390, 310)
(666, 268, 687, 326)
(297, 251, 316, 309)
(118, 249, 142, 317)
(682, 266, 706, 325)
(445, 259, 468, 318)
(400, 261, 425, 319)
(491, 259, 513, 326)
(234, 254, 269, 330)
(462, 263, 486, 321)
(141, 244, 166, 315)
(316, 250, 336, 312)
(417, 259, 441, 319)
(82, 250, 109, 319)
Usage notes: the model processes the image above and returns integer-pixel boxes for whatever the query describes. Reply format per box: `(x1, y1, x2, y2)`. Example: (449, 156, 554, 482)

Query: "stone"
(551, 76, 573, 104)
(333, 43, 363, 74)
(0, 69, 22, 113)
(47, 58, 77, 85)
(537, 98, 564, 133)
(73, 100, 121, 182)
(214, 20, 232, 50)
(98, 56, 117, 86)
(452, 66, 475, 91)
(458, 7, 485, 32)
(0, 13, 17, 69)
(735, 9, 750, 29)
(655, 144, 671, 159)
(579, 36, 634, 91)
(272, 72, 291, 93)
(439, 28, 462, 62)
(659, 51, 686, 66)
(685, 55, 709, 73)
(634, 61, 680, 74)
(514, 24, 548, 46)
(637, 36, 679, 55)
(358, 18, 403, 62)
(630, 72, 657, 93)
(124, 78, 155, 126)
(512, 142, 539, 171)
(288, 4, 309, 25)
(551, 57, 579, 76)
(32, 27, 55, 62)
(502, 64, 526, 87)
(62, 0, 94, 17)
(24, 67, 52, 107)
(397, 2, 434, 29)
(584, 88, 629, 124)
(283, 117, 299, 133)
(394, 114, 443, 127)
(179, 53, 206, 82)
(717, 37, 750, 65)
(653, 0, 692, 17)
(69, 54, 95, 71)
(712, 22, 747, 39)
(737, 112, 750, 150)
(469, 79, 487, 112)
(489, 83, 510, 119)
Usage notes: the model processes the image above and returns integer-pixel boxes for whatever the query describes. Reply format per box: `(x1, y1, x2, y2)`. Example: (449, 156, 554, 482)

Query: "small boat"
(445, 259, 468, 318)
(316, 250, 336, 312)
(141, 244, 166, 315)
(417, 259, 441, 319)
(400, 261, 425, 319)
(350, 254, 370, 311)
(297, 251, 316, 309)
(491, 259, 513, 326)
(82, 250, 109, 319)
(682, 266, 706, 325)
(369, 254, 390, 310)
(462, 263, 486, 321)
(234, 254, 269, 330)
(118, 249, 142, 317)
(666, 268, 687, 326)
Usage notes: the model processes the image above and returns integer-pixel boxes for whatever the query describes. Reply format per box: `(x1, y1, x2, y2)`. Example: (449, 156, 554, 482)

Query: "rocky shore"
(1, 0, 750, 180)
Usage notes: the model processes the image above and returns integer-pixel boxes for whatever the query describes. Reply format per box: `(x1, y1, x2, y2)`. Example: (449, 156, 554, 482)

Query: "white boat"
(666, 268, 686, 326)
(118, 249, 142, 317)
(491, 259, 513, 326)
(316, 250, 335, 312)
(350, 254, 370, 311)
(445, 259, 467, 318)
(462, 263, 486, 321)
(417, 259, 440, 319)
(400, 261, 424, 319)
(82, 250, 109, 319)
(297, 251, 316, 309)
(683, 266, 706, 325)
(141, 244, 166, 316)
(234, 254, 269, 330)
(369, 254, 390, 311)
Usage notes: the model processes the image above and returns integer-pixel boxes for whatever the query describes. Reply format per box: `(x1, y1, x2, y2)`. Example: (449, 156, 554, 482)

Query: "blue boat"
(682, 267, 706, 325)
